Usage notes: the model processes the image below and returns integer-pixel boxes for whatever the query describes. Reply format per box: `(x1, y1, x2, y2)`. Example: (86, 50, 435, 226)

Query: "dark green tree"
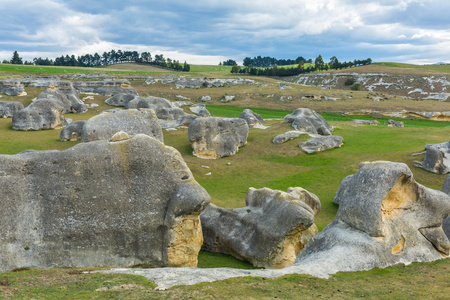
(314, 55, 324, 71)
(10, 51, 23, 64)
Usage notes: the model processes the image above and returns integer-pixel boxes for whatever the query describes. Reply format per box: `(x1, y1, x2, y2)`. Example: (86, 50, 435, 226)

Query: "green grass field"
(0, 63, 449, 298)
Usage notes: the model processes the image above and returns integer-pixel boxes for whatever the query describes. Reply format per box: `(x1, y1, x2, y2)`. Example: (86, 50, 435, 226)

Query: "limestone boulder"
(55, 81, 88, 113)
(295, 161, 450, 276)
(387, 119, 404, 127)
(105, 94, 145, 107)
(72, 80, 138, 96)
(352, 119, 379, 125)
(284, 108, 333, 135)
(0, 79, 25, 96)
(188, 117, 249, 159)
(443, 174, 450, 195)
(60, 120, 86, 141)
(0, 101, 24, 118)
(190, 104, 211, 117)
(272, 131, 307, 144)
(201, 187, 320, 268)
(419, 141, 450, 174)
(0, 133, 210, 272)
(443, 175, 450, 240)
(12, 99, 67, 130)
(240, 109, 264, 128)
(81, 109, 163, 142)
(298, 135, 344, 153)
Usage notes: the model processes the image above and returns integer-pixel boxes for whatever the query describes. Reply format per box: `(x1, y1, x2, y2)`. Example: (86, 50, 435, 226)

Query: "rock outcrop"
(239, 109, 264, 128)
(0, 133, 210, 272)
(0, 79, 25, 96)
(284, 108, 333, 135)
(188, 117, 249, 159)
(387, 119, 404, 127)
(35, 84, 87, 113)
(81, 109, 163, 142)
(0, 101, 24, 118)
(352, 119, 379, 125)
(105, 93, 145, 107)
(190, 104, 211, 117)
(201, 187, 320, 268)
(419, 141, 450, 174)
(298, 135, 344, 153)
(273, 131, 307, 144)
(12, 99, 67, 130)
(60, 120, 86, 141)
(295, 161, 450, 276)
(443, 174, 450, 195)
(72, 80, 138, 96)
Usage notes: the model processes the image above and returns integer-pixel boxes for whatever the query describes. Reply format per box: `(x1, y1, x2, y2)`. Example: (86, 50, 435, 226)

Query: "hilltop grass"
(373, 62, 450, 74)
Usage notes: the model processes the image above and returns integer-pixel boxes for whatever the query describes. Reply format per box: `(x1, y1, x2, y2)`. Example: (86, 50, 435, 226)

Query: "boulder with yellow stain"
(188, 117, 249, 159)
(200, 187, 320, 268)
(295, 161, 450, 276)
(60, 120, 86, 141)
(0, 134, 210, 272)
(419, 141, 450, 174)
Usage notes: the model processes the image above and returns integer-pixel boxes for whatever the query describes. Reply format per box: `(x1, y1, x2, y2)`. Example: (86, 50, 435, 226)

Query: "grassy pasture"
(1, 63, 450, 298)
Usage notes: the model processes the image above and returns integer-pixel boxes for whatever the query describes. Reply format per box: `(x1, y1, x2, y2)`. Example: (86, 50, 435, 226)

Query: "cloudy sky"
(1, 0, 449, 65)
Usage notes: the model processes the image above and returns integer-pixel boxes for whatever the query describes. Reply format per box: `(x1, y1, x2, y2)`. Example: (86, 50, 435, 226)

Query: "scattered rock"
(35, 84, 87, 113)
(173, 101, 194, 108)
(298, 135, 344, 153)
(273, 131, 307, 144)
(188, 117, 248, 159)
(201, 95, 211, 102)
(81, 109, 163, 143)
(352, 119, 379, 125)
(387, 119, 404, 127)
(418, 141, 450, 174)
(279, 82, 291, 89)
(295, 161, 450, 276)
(60, 120, 86, 141)
(73, 80, 138, 96)
(0, 79, 25, 96)
(284, 108, 333, 135)
(201, 187, 320, 268)
(12, 99, 67, 131)
(0, 134, 210, 272)
(105, 94, 144, 107)
(239, 109, 264, 128)
(190, 104, 211, 117)
(0, 101, 24, 118)
(221, 95, 235, 103)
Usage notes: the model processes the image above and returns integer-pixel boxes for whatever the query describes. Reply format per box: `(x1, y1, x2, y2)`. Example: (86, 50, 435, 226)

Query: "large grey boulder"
(105, 93, 145, 107)
(298, 135, 344, 153)
(284, 108, 333, 135)
(0, 79, 25, 96)
(12, 99, 67, 130)
(352, 119, 379, 125)
(419, 141, 450, 174)
(239, 109, 264, 128)
(54, 82, 88, 113)
(0, 133, 210, 272)
(188, 117, 249, 159)
(60, 120, 86, 141)
(387, 119, 404, 127)
(72, 80, 138, 96)
(201, 187, 320, 268)
(272, 131, 307, 144)
(190, 104, 211, 117)
(81, 109, 163, 142)
(295, 161, 450, 277)
(0, 101, 24, 118)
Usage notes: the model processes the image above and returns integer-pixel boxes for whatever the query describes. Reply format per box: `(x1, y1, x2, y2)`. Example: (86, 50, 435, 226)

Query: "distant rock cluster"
(146, 76, 256, 89)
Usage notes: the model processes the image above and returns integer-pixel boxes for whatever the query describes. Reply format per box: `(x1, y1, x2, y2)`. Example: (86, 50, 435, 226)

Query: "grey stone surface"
(443, 174, 450, 195)
(201, 95, 211, 102)
(201, 187, 320, 268)
(35, 85, 87, 113)
(221, 95, 235, 102)
(105, 94, 145, 107)
(81, 109, 163, 142)
(60, 120, 86, 141)
(0, 79, 25, 96)
(296, 161, 450, 274)
(188, 117, 249, 159)
(0, 101, 24, 118)
(190, 104, 211, 117)
(298, 135, 344, 153)
(387, 119, 404, 127)
(272, 131, 307, 144)
(284, 108, 333, 135)
(332, 175, 353, 206)
(239, 109, 264, 128)
(0, 133, 210, 273)
(420, 141, 450, 174)
(12, 99, 67, 131)
(352, 119, 380, 125)
(72, 80, 138, 96)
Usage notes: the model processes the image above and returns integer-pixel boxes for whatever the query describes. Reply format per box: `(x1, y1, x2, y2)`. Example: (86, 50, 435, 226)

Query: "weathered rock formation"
(146, 76, 256, 89)
(0, 79, 25, 96)
(295, 161, 450, 276)
(239, 109, 264, 128)
(0, 133, 210, 272)
(60, 120, 86, 141)
(352, 119, 379, 125)
(387, 119, 404, 127)
(35, 84, 87, 113)
(273, 131, 307, 144)
(81, 109, 163, 142)
(298, 135, 344, 153)
(105, 93, 145, 107)
(443, 175, 450, 240)
(443, 174, 450, 195)
(0, 101, 24, 118)
(190, 104, 211, 117)
(419, 141, 450, 174)
(72, 80, 138, 96)
(201, 187, 320, 268)
(188, 117, 249, 159)
(284, 108, 333, 135)
(12, 99, 67, 130)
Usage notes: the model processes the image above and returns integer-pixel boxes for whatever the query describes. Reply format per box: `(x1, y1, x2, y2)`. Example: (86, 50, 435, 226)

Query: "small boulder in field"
(387, 119, 404, 127)
(240, 109, 264, 128)
(201, 187, 320, 268)
(419, 141, 450, 174)
(105, 93, 145, 107)
(60, 120, 86, 141)
(0, 101, 24, 118)
(273, 131, 307, 144)
(81, 108, 163, 142)
(188, 117, 248, 159)
(284, 108, 333, 135)
(12, 99, 67, 130)
(298, 135, 344, 153)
